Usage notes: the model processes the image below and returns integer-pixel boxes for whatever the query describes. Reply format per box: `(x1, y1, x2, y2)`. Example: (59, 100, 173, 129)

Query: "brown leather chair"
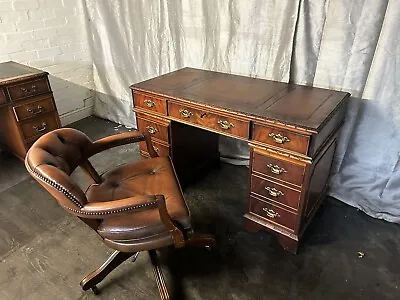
(25, 128, 215, 299)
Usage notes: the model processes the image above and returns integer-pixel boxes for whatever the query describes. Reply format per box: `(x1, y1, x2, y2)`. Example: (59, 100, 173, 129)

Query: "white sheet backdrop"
(82, 0, 400, 223)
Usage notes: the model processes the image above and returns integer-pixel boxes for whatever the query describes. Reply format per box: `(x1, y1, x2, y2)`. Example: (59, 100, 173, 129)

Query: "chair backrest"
(25, 128, 94, 214)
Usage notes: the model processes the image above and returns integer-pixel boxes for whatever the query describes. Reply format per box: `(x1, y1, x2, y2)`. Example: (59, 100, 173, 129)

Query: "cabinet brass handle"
(217, 120, 234, 130)
(21, 84, 37, 95)
(179, 109, 193, 118)
(146, 125, 158, 134)
(266, 164, 287, 175)
(33, 122, 47, 133)
(262, 208, 280, 219)
(144, 99, 155, 108)
(268, 133, 290, 144)
(27, 105, 43, 115)
(153, 147, 159, 153)
(265, 186, 284, 197)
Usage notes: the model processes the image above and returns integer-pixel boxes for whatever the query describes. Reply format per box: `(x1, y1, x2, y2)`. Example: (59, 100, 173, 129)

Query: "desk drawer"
(252, 152, 305, 186)
(0, 89, 7, 105)
(7, 77, 50, 102)
(13, 96, 55, 122)
(168, 102, 249, 139)
(249, 196, 297, 231)
(137, 116, 169, 142)
(253, 123, 309, 155)
(251, 174, 301, 210)
(134, 92, 167, 115)
(20, 113, 59, 141)
(140, 139, 169, 157)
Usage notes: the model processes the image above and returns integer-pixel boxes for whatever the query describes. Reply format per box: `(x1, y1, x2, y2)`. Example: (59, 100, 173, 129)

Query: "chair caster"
(91, 286, 100, 295)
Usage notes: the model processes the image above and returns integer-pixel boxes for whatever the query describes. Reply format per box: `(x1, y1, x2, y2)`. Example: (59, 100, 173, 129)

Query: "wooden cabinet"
(0, 61, 61, 160)
(131, 67, 349, 253)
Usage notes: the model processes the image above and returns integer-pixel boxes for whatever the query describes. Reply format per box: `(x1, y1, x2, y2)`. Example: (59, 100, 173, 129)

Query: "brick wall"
(0, 0, 94, 125)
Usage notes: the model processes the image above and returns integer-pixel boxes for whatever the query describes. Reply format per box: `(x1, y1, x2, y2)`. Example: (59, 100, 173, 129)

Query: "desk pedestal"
(244, 132, 338, 254)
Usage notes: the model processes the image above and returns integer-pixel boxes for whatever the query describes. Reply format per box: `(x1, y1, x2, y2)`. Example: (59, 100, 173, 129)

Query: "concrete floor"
(0, 116, 399, 300)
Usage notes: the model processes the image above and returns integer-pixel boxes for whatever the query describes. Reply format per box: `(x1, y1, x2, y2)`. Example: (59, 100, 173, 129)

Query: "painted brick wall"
(0, 0, 94, 125)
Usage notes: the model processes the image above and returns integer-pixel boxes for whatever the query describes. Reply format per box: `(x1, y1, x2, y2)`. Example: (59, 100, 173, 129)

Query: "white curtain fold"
(83, 0, 400, 223)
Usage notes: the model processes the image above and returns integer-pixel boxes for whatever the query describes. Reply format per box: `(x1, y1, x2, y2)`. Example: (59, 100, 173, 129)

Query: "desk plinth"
(130, 68, 349, 254)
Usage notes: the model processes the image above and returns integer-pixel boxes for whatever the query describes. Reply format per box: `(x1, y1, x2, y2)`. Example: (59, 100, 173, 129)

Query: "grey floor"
(0, 116, 399, 300)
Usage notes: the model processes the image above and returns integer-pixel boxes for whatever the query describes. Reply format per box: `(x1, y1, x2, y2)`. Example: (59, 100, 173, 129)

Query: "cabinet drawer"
(20, 113, 59, 141)
(140, 139, 169, 157)
(13, 97, 55, 122)
(252, 152, 305, 186)
(168, 102, 250, 139)
(253, 123, 309, 155)
(251, 174, 301, 210)
(249, 196, 297, 231)
(0, 89, 7, 105)
(134, 92, 167, 115)
(137, 116, 169, 142)
(7, 77, 51, 102)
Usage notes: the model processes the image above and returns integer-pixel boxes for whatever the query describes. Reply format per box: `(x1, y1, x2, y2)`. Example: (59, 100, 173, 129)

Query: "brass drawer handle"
(265, 186, 284, 197)
(144, 99, 155, 108)
(146, 125, 158, 134)
(27, 105, 43, 115)
(21, 84, 37, 95)
(217, 120, 234, 130)
(268, 133, 290, 144)
(266, 164, 287, 175)
(262, 208, 280, 219)
(153, 147, 159, 153)
(33, 122, 47, 133)
(179, 109, 193, 118)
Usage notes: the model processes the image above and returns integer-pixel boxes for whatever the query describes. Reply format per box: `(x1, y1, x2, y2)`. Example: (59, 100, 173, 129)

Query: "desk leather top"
(131, 68, 349, 131)
(0, 61, 47, 85)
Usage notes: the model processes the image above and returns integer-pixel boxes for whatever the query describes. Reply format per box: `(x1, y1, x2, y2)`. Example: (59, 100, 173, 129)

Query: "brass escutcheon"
(266, 164, 287, 175)
(217, 120, 234, 130)
(265, 186, 284, 197)
(268, 133, 290, 144)
(21, 84, 37, 95)
(33, 122, 47, 133)
(153, 147, 159, 153)
(262, 207, 280, 218)
(144, 99, 155, 108)
(27, 105, 43, 115)
(146, 126, 158, 134)
(179, 109, 193, 118)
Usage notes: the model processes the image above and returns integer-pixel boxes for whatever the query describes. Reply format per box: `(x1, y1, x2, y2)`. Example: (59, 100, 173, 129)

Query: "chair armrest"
(88, 131, 158, 157)
(80, 195, 159, 217)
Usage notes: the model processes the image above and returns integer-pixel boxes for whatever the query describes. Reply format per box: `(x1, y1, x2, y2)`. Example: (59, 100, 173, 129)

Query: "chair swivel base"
(79, 234, 216, 299)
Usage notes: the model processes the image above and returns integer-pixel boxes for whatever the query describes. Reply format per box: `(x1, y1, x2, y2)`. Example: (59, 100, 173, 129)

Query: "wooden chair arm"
(155, 195, 185, 248)
(88, 131, 158, 158)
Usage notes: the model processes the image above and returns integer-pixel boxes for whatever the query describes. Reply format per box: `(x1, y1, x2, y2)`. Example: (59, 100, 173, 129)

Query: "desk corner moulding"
(130, 67, 349, 254)
(0, 61, 61, 160)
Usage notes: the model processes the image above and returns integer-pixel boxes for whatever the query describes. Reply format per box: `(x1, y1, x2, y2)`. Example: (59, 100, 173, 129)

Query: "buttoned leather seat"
(25, 128, 215, 299)
(86, 156, 191, 252)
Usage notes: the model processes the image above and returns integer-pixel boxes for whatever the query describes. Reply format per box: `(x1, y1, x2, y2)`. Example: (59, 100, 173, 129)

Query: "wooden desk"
(0, 62, 61, 160)
(130, 68, 349, 253)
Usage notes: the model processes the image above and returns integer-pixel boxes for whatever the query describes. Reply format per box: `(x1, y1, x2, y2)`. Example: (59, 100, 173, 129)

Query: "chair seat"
(86, 156, 191, 251)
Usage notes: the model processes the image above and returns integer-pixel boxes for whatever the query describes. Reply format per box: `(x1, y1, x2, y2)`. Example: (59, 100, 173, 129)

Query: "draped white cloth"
(82, 0, 400, 223)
